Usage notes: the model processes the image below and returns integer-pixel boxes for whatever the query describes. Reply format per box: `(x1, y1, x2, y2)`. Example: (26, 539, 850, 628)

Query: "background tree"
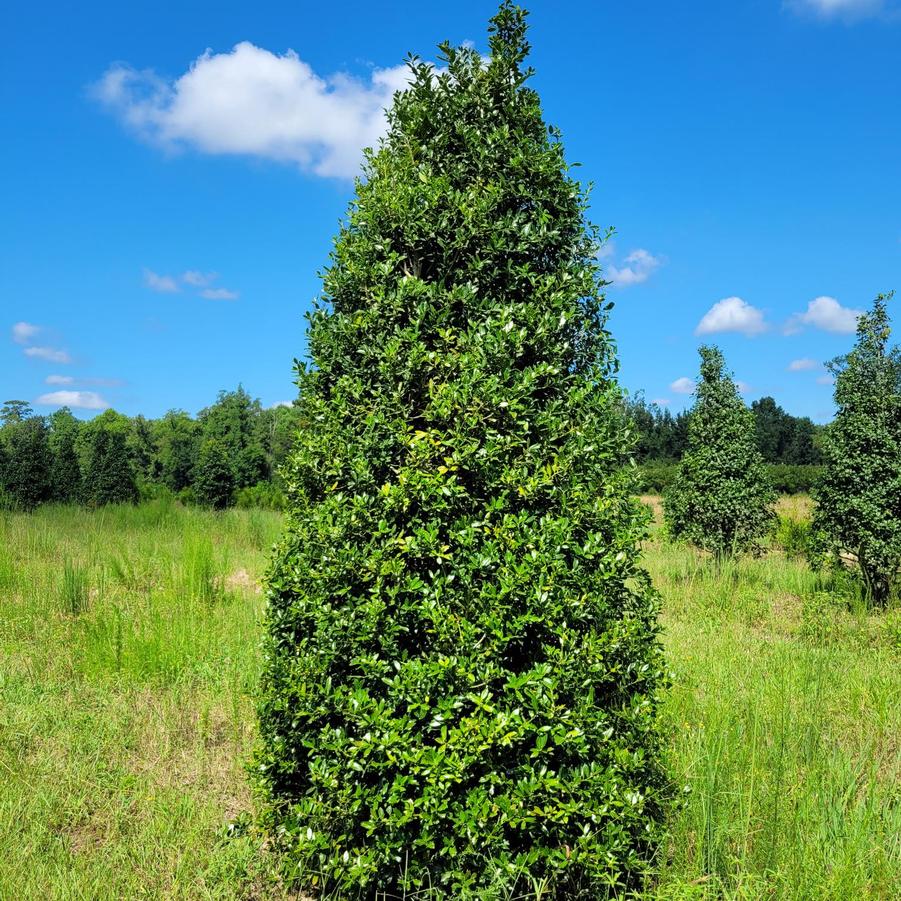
(154, 410, 199, 492)
(751, 396, 821, 465)
(257, 6, 666, 898)
(48, 407, 83, 503)
(813, 293, 901, 606)
(193, 439, 235, 509)
(82, 414, 138, 506)
(199, 386, 268, 487)
(0, 414, 52, 510)
(1, 400, 33, 425)
(665, 345, 775, 557)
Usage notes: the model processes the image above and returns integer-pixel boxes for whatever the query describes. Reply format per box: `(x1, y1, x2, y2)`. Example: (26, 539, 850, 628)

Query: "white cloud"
(787, 357, 820, 371)
(696, 297, 768, 337)
(182, 270, 217, 287)
(93, 43, 412, 179)
(651, 398, 670, 406)
(24, 346, 72, 364)
(817, 373, 835, 385)
(786, 295, 862, 334)
(670, 377, 696, 395)
(45, 374, 75, 385)
(607, 248, 664, 287)
(200, 287, 239, 301)
(786, 0, 886, 20)
(144, 268, 180, 293)
(269, 400, 294, 409)
(36, 390, 109, 410)
(736, 380, 751, 394)
(12, 321, 40, 344)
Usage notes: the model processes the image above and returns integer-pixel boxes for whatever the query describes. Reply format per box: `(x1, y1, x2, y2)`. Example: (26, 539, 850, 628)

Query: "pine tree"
(813, 293, 901, 606)
(665, 345, 775, 557)
(193, 439, 235, 509)
(257, 6, 666, 897)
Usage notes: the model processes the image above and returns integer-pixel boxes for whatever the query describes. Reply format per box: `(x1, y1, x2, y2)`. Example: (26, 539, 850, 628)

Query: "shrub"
(772, 514, 812, 559)
(813, 293, 901, 607)
(638, 460, 678, 494)
(0, 415, 52, 510)
(256, 5, 666, 898)
(235, 481, 285, 511)
(664, 346, 775, 557)
(766, 464, 822, 495)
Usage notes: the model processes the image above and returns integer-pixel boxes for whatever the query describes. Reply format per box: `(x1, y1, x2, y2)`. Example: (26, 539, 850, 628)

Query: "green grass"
(0, 499, 898, 899)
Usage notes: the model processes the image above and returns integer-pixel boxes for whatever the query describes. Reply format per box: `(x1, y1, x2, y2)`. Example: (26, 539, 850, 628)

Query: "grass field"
(1, 498, 899, 899)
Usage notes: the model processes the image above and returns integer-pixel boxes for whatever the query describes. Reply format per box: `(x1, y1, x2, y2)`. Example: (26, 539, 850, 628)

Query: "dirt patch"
(227, 568, 262, 595)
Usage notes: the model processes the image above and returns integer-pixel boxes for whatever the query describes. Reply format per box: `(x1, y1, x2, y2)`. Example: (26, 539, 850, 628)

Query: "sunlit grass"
(0, 498, 898, 899)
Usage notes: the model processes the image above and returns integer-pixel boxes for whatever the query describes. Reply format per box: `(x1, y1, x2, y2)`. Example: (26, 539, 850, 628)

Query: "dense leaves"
(257, 5, 666, 898)
(813, 293, 901, 606)
(194, 439, 236, 509)
(664, 346, 775, 557)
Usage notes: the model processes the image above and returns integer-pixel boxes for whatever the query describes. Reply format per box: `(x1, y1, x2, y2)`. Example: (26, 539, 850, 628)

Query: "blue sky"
(3, 0, 899, 421)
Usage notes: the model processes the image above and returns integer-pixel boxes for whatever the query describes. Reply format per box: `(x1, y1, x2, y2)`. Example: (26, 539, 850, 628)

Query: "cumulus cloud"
(93, 42, 412, 179)
(695, 296, 768, 337)
(144, 268, 180, 293)
(24, 346, 72, 364)
(45, 374, 75, 385)
(12, 321, 40, 344)
(786, 0, 887, 20)
(651, 397, 670, 406)
(269, 400, 295, 409)
(670, 377, 696, 395)
(788, 357, 820, 371)
(200, 287, 239, 301)
(607, 248, 664, 288)
(36, 390, 109, 410)
(785, 296, 862, 334)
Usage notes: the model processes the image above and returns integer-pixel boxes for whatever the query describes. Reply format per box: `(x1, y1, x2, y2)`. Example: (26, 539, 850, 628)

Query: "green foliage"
(154, 409, 200, 492)
(0, 414, 52, 510)
(48, 407, 83, 503)
(235, 481, 285, 511)
(82, 417, 138, 507)
(773, 514, 813, 559)
(194, 439, 236, 509)
(257, 6, 666, 898)
(813, 293, 901, 607)
(766, 464, 822, 495)
(0, 399, 33, 424)
(665, 346, 775, 557)
(199, 387, 268, 488)
(751, 397, 822, 465)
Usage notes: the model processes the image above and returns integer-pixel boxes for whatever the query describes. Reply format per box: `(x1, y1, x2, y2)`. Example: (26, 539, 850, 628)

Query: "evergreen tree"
(198, 386, 268, 487)
(665, 346, 775, 557)
(48, 408, 83, 503)
(193, 439, 235, 509)
(83, 425, 138, 506)
(0, 415, 52, 509)
(257, 6, 665, 897)
(154, 409, 199, 491)
(813, 293, 901, 606)
(0, 400, 33, 424)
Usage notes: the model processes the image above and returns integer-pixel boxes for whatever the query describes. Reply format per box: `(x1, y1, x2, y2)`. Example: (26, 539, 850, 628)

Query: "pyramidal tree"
(813, 293, 901, 606)
(257, 5, 666, 897)
(665, 346, 774, 557)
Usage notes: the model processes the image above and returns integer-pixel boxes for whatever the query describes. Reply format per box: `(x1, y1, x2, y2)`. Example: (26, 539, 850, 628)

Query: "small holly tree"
(665, 345, 774, 557)
(257, 5, 666, 898)
(82, 420, 138, 506)
(813, 293, 901, 606)
(0, 414, 52, 510)
(193, 439, 235, 509)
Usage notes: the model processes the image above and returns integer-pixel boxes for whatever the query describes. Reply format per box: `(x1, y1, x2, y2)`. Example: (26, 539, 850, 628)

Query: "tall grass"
(0, 498, 898, 899)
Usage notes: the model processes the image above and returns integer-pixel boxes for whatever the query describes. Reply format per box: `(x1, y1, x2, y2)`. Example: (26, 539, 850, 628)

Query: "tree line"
(0, 387, 301, 511)
(626, 393, 822, 465)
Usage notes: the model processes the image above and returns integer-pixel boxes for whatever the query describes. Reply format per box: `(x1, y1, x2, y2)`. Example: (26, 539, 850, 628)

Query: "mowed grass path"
(1, 499, 899, 899)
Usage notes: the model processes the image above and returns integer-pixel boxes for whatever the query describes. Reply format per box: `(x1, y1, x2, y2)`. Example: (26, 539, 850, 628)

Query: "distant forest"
(0, 388, 822, 511)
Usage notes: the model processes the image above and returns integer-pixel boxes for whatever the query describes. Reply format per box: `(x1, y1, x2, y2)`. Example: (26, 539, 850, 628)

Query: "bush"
(665, 346, 775, 557)
(638, 461, 678, 494)
(235, 481, 285, 510)
(767, 464, 822, 495)
(256, 6, 667, 898)
(772, 514, 813, 559)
